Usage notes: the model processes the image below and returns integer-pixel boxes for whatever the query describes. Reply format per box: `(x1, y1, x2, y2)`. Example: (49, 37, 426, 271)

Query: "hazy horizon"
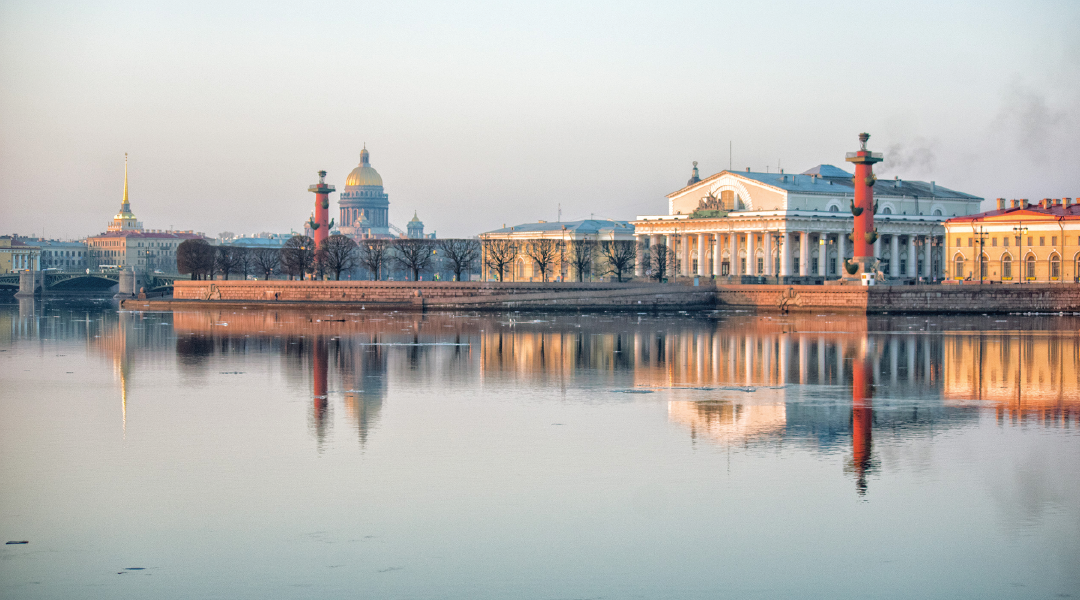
(2, 0, 1078, 240)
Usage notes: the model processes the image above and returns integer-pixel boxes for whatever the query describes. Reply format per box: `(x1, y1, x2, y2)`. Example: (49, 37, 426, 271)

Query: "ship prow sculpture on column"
(308, 170, 335, 251)
(842, 133, 884, 284)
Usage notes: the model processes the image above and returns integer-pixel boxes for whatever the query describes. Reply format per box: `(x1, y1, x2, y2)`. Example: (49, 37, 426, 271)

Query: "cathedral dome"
(345, 147, 383, 189)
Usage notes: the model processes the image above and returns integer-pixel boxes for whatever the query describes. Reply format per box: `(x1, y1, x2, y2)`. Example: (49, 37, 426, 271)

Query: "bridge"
(0, 271, 179, 296)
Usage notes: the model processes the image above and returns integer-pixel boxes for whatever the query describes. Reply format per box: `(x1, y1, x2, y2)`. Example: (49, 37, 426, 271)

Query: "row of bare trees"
(176, 236, 482, 281)
(482, 239, 645, 282)
(177, 236, 681, 283)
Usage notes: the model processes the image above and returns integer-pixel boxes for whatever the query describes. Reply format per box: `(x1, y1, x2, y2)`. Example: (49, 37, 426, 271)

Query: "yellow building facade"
(944, 198, 1080, 282)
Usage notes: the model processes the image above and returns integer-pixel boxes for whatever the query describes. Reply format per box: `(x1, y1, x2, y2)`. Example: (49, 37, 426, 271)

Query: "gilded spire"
(123, 153, 129, 204)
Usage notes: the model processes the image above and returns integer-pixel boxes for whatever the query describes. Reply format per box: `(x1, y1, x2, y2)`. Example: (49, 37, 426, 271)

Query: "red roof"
(947, 203, 1080, 223)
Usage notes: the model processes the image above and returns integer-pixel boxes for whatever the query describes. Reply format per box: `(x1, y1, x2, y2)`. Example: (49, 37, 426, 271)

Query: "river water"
(1, 299, 1078, 599)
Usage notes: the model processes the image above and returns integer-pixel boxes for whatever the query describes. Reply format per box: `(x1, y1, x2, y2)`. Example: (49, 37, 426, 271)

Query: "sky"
(1, 0, 1078, 240)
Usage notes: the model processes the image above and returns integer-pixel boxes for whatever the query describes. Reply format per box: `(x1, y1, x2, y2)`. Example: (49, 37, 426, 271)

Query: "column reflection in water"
(311, 335, 329, 445)
(848, 336, 874, 496)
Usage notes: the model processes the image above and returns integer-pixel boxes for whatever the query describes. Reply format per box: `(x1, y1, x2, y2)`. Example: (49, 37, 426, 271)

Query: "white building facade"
(632, 164, 983, 282)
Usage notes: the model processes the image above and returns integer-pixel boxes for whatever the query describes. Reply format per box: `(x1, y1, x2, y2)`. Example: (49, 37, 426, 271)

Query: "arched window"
(1026, 255, 1036, 280)
(1002, 255, 1012, 280)
(933, 209, 943, 216)
(882, 207, 892, 214)
(829, 205, 839, 213)
(954, 255, 965, 279)
(980, 254, 989, 280)
(1050, 255, 1061, 280)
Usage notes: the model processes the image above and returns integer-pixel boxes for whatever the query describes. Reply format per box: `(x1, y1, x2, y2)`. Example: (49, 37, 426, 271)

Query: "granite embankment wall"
(166, 280, 715, 311)
(715, 283, 1080, 313)
(130, 280, 1080, 314)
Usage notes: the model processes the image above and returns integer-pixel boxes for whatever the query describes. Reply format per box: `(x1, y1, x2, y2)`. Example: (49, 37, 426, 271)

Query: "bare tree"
(356, 239, 392, 281)
(566, 239, 595, 282)
(318, 234, 358, 281)
(176, 239, 215, 280)
(437, 238, 480, 281)
(393, 238, 435, 281)
(522, 239, 562, 282)
(281, 235, 316, 280)
(597, 240, 637, 282)
(483, 239, 518, 282)
(251, 247, 281, 280)
(234, 247, 253, 280)
(648, 243, 675, 282)
(215, 246, 245, 280)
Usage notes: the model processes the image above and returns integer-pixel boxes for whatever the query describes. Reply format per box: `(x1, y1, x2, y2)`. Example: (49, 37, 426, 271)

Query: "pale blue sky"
(1, 0, 1077, 238)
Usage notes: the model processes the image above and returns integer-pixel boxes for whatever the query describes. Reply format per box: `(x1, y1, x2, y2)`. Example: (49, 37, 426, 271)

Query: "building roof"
(946, 203, 1080, 223)
(483, 219, 633, 236)
(801, 164, 851, 178)
(87, 230, 206, 240)
(668, 164, 981, 201)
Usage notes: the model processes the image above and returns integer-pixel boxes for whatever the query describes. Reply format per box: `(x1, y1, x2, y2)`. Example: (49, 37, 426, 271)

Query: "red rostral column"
(845, 133, 883, 276)
(308, 170, 335, 251)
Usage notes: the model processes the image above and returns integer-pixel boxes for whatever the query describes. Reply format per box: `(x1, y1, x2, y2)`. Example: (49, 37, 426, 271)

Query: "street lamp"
(1013, 224, 1028, 284)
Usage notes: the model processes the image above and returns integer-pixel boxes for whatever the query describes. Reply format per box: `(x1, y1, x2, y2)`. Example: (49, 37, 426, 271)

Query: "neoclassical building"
(944, 198, 1080, 282)
(337, 146, 393, 239)
(632, 163, 983, 282)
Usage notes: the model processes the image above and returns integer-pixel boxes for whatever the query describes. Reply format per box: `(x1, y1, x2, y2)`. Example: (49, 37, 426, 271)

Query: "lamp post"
(972, 225, 989, 284)
(1013, 224, 1028, 284)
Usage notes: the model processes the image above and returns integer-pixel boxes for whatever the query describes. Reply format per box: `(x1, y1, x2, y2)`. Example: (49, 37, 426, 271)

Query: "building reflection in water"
(12, 304, 1076, 491)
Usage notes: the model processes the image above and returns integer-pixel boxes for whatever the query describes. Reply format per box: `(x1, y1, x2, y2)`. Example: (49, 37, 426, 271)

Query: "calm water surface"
(1, 299, 1078, 599)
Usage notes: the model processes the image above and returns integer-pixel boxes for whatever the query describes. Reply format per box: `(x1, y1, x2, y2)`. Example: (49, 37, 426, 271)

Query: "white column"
(873, 235, 881, 260)
(697, 233, 708, 277)
(923, 236, 932, 279)
(818, 234, 827, 277)
(799, 231, 809, 276)
(907, 236, 917, 279)
(890, 235, 900, 278)
(747, 232, 757, 275)
(780, 232, 791, 277)
(837, 233, 846, 276)
(763, 233, 773, 276)
(680, 234, 690, 277)
(713, 233, 722, 277)
(729, 233, 738, 276)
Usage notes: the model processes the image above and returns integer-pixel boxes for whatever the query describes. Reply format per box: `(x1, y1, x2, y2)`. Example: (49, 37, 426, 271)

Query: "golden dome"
(345, 146, 383, 188)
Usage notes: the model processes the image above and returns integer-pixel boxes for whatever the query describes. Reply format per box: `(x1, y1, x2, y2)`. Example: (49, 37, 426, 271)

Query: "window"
(1039, 237, 1045, 246)
(968, 238, 973, 247)
(829, 205, 839, 213)
(992, 237, 997, 247)
(1002, 256, 1012, 279)
(1051, 256, 1060, 279)
(1051, 236, 1057, 246)
(1004, 236, 1010, 247)
(757, 256, 763, 274)
(956, 238, 961, 247)
(1026, 256, 1036, 279)
(1028, 237, 1033, 246)
(981, 257, 988, 279)
(900, 258, 907, 275)
(955, 256, 965, 278)
(882, 207, 892, 214)
(934, 209, 942, 216)
(740, 257, 746, 275)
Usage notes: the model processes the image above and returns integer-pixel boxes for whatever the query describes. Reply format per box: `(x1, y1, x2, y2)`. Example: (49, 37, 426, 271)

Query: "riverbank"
(118, 280, 1080, 314)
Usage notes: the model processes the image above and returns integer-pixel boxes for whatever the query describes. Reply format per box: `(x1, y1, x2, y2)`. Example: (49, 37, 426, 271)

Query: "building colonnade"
(633, 218, 946, 281)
